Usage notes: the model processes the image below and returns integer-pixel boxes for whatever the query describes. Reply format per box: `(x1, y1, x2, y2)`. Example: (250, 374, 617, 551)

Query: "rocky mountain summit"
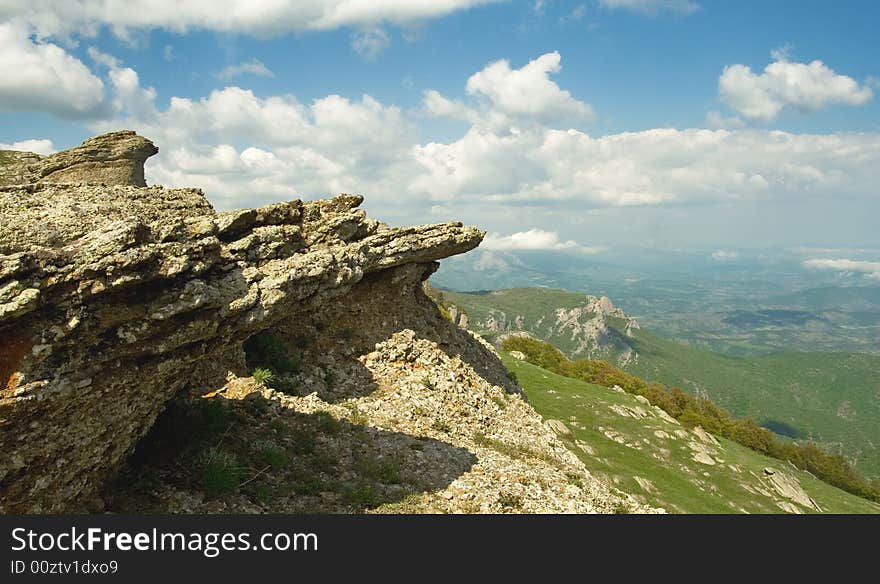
(0, 132, 651, 513)
(441, 289, 641, 366)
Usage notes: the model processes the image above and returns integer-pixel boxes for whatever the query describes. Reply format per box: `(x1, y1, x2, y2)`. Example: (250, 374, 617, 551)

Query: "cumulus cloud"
(424, 52, 594, 132)
(0, 138, 55, 155)
(0, 0, 506, 38)
(711, 250, 739, 260)
(803, 259, 880, 280)
(719, 54, 873, 122)
(0, 23, 105, 117)
(214, 59, 275, 81)
(84, 56, 417, 209)
(483, 229, 601, 253)
(411, 126, 880, 208)
(598, 0, 699, 16)
(466, 52, 594, 125)
(16, 46, 874, 229)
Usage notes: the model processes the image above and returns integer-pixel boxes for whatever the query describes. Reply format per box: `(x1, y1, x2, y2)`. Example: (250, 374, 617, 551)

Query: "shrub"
(202, 448, 241, 498)
(252, 367, 275, 385)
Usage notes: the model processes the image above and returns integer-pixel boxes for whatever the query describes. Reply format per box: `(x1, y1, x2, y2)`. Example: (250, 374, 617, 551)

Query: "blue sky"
(1, 1, 879, 265)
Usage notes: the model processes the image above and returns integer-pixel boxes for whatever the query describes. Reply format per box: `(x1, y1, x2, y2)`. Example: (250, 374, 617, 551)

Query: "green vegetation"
(201, 448, 242, 498)
(443, 286, 880, 478)
(623, 328, 880, 478)
(252, 367, 275, 385)
(503, 352, 880, 513)
(243, 331, 301, 393)
(502, 336, 880, 503)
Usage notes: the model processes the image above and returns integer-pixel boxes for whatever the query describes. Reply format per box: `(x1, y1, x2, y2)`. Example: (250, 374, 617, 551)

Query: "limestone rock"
(37, 130, 158, 186)
(544, 419, 572, 438)
(0, 134, 484, 512)
(763, 467, 822, 512)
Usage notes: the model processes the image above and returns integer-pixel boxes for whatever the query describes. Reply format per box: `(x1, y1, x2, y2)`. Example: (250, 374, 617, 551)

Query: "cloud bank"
(803, 259, 880, 280)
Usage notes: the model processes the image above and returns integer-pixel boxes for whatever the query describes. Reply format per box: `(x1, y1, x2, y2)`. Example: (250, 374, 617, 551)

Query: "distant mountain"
(434, 249, 880, 356)
(436, 286, 880, 478)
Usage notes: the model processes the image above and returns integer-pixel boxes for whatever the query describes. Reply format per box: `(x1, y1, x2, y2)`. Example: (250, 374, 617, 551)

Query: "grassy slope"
(503, 353, 880, 514)
(445, 287, 880, 478)
(625, 328, 880, 477)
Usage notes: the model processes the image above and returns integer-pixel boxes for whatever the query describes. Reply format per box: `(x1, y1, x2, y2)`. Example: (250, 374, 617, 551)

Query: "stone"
(763, 467, 822, 512)
(509, 350, 527, 361)
(544, 419, 572, 438)
(37, 130, 158, 186)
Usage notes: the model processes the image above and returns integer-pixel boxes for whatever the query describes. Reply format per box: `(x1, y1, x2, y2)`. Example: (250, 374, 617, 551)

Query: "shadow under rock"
(262, 263, 520, 403)
(104, 391, 476, 513)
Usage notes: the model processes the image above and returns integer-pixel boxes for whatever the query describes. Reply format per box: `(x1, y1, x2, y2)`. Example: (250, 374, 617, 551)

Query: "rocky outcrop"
(0, 130, 158, 188)
(1, 132, 648, 515)
(0, 132, 484, 512)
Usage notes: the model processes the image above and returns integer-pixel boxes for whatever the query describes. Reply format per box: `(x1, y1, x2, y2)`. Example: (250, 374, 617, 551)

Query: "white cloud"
(0, 1, 506, 38)
(0, 23, 105, 117)
(711, 250, 739, 260)
(411, 126, 880, 208)
(22, 48, 873, 230)
(351, 27, 390, 60)
(719, 54, 873, 122)
(424, 52, 594, 132)
(214, 59, 275, 81)
(0, 138, 56, 155)
(473, 250, 510, 271)
(705, 110, 744, 129)
(466, 52, 594, 126)
(422, 89, 478, 122)
(483, 229, 600, 253)
(803, 258, 880, 280)
(84, 58, 417, 209)
(598, 0, 699, 16)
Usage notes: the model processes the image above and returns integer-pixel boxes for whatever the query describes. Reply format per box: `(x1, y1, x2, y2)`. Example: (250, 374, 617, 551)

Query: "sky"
(1, 0, 879, 266)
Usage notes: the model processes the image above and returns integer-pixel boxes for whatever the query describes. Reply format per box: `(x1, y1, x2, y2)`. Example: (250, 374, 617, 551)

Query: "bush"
(252, 367, 275, 385)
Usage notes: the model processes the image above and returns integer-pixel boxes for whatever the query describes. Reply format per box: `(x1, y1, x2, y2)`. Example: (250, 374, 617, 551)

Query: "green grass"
(503, 353, 880, 514)
(445, 286, 880, 478)
(624, 327, 880, 477)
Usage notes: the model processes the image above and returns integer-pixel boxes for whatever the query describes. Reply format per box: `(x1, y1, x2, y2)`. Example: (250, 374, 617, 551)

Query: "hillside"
(504, 353, 880, 514)
(440, 287, 880, 478)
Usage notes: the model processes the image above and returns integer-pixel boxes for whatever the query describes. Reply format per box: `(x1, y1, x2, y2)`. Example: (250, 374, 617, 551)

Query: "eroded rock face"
(0, 131, 158, 188)
(0, 133, 484, 512)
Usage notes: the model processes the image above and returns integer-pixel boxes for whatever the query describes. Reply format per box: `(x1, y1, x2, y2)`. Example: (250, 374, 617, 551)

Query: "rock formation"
(0, 131, 647, 514)
(0, 131, 158, 188)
